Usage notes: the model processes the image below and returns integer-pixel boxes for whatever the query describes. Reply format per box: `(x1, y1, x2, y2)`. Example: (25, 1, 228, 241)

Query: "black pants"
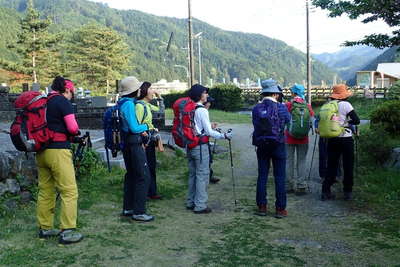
(322, 137, 354, 193)
(122, 135, 150, 214)
(146, 141, 158, 196)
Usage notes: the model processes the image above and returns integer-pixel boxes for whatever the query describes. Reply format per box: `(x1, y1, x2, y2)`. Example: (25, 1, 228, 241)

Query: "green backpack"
(288, 101, 311, 138)
(318, 100, 344, 138)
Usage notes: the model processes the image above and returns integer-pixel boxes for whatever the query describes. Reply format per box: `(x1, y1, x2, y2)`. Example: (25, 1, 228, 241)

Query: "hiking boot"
(210, 177, 220, 184)
(255, 204, 267, 216)
(193, 207, 212, 214)
(148, 195, 162, 200)
(321, 192, 336, 201)
(39, 229, 61, 239)
(275, 208, 288, 219)
(132, 214, 155, 222)
(59, 229, 83, 245)
(343, 192, 353, 201)
(121, 210, 134, 217)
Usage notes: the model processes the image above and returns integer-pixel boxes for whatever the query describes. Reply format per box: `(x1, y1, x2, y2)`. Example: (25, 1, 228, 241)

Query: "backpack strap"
(136, 101, 148, 124)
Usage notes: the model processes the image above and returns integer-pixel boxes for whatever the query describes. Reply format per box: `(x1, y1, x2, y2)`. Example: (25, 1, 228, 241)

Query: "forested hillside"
(0, 0, 336, 87)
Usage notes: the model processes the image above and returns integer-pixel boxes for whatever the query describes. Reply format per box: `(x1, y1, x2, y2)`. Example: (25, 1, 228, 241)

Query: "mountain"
(0, 0, 336, 86)
(313, 45, 386, 82)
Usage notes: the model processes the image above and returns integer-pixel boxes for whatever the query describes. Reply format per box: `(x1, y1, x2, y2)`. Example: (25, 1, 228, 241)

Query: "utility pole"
(194, 32, 203, 85)
(306, 0, 312, 104)
(188, 0, 195, 87)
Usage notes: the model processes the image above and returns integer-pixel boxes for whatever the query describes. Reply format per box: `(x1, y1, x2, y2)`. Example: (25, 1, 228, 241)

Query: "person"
(136, 81, 163, 200)
(321, 84, 360, 201)
(285, 84, 315, 195)
(36, 76, 83, 244)
(119, 76, 154, 222)
(186, 84, 232, 214)
(253, 79, 290, 218)
(204, 96, 220, 184)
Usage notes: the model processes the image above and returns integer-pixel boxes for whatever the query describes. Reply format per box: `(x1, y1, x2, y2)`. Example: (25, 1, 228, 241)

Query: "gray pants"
(186, 144, 210, 211)
(286, 143, 309, 190)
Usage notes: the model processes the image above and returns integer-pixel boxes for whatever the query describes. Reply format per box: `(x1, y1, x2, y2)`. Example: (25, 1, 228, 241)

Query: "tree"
(66, 24, 131, 94)
(7, 0, 60, 83)
(312, 0, 400, 48)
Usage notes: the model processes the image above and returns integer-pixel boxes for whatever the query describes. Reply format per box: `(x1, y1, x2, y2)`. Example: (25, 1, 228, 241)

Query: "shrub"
(162, 90, 187, 108)
(370, 100, 400, 135)
(388, 81, 400, 100)
(209, 84, 243, 111)
(358, 127, 393, 165)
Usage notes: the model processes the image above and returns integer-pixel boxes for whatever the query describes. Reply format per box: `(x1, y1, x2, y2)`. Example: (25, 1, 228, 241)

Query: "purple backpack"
(252, 100, 282, 146)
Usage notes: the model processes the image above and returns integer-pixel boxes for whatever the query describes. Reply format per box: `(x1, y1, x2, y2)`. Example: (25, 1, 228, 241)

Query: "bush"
(370, 100, 400, 135)
(388, 81, 400, 100)
(209, 84, 243, 111)
(162, 90, 188, 108)
(358, 127, 394, 165)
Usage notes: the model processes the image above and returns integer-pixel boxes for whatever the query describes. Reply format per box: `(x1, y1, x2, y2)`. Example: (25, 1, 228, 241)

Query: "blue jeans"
(256, 141, 287, 209)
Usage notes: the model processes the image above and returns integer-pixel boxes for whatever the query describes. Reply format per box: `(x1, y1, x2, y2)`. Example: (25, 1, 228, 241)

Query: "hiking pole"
(227, 129, 237, 207)
(105, 147, 111, 172)
(307, 133, 319, 183)
(355, 126, 359, 179)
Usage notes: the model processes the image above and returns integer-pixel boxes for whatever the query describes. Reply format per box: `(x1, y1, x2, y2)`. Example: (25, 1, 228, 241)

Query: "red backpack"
(172, 97, 209, 149)
(10, 91, 59, 152)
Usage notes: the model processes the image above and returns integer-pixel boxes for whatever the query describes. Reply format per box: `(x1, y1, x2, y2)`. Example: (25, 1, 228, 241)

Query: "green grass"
(165, 108, 251, 124)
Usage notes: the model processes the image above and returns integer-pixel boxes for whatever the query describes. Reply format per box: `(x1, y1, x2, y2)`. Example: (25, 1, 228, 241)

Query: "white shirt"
(337, 101, 354, 137)
(194, 102, 225, 139)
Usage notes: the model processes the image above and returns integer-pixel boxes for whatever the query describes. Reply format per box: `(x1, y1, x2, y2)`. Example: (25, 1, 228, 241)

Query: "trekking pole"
(105, 146, 111, 172)
(355, 126, 359, 179)
(227, 129, 237, 207)
(307, 133, 319, 182)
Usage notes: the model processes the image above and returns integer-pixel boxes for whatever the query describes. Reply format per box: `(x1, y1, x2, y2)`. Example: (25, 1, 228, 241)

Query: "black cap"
(188, 84, 209, 102)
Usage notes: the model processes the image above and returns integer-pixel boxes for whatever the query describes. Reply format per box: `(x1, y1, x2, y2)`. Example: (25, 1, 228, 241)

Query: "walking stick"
(355, 126, 359, 179)
(308, 133, 319, 182)
(227, 129, 237, 206)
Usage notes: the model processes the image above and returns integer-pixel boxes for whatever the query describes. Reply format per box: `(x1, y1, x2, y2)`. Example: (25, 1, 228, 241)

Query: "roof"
(377, 63, 400, 78)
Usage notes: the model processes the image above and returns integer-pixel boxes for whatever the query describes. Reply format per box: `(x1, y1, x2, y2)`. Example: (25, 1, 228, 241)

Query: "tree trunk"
(106, 79, 110, 95)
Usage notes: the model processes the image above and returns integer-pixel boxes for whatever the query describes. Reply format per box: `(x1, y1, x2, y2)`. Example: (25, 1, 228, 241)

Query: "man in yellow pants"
(36, 76, 83, 244)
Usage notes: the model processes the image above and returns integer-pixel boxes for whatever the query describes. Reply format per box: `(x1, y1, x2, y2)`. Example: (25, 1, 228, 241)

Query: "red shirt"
(285, 97, 315, 145)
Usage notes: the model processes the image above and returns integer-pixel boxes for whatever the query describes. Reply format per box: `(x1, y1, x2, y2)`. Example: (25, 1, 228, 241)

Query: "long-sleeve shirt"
(119, 98, 148, 134)
(194, 102, 225, 139)
(135, 100, 160, 130)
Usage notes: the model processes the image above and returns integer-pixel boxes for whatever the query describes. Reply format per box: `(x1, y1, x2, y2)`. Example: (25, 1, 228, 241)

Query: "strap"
(136, 101, 148, 124)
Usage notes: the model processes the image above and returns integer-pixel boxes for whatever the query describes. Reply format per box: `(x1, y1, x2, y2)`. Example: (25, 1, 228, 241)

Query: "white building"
(151, 79, 188, 94)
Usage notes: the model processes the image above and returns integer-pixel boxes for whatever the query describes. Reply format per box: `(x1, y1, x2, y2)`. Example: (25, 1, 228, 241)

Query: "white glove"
(224, 132, 233, 140)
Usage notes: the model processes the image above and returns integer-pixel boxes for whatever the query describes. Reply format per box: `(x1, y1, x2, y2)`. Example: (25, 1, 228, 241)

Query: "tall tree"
(8, 0, 60, 83)
(66, 24, 131, 94)
(312, 0, 400, 48)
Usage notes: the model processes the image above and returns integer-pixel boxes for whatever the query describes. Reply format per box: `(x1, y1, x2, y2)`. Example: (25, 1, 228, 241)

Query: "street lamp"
(194, 32, 203, 85)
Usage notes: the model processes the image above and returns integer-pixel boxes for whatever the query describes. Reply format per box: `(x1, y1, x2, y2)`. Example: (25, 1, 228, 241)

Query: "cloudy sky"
(89, 0, 393, 54)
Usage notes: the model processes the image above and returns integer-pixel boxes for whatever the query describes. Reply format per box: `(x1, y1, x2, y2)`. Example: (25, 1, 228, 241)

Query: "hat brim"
(119, 84, 142, 97)
(331, 90, 352, 99)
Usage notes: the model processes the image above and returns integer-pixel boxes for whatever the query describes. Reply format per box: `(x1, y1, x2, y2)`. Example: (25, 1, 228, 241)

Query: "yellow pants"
(36, 149, 78, 230)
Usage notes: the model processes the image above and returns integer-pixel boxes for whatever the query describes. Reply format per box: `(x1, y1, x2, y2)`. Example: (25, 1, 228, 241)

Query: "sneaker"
(148, 195, 162, 200)
(343, 192, 353, 201)
(193, 207, 212, 214)
(39, 229, 61, 239)
(59, 229, 84, 245)
(210, 177, 220, 184)
(321, 192, 336, 201)
(275, 208, 288, 219)
(132, 214, 155, 222)
(255, 204, 267, 216)
(121, 210, 134, 217)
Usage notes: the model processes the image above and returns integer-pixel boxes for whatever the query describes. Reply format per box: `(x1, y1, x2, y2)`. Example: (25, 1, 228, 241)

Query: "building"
(151, 79, 188, 94)
(356, 63, 400, 88)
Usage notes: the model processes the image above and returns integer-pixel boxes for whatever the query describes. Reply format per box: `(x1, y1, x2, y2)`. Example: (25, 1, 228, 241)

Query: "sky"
(89, 0, 394, 54)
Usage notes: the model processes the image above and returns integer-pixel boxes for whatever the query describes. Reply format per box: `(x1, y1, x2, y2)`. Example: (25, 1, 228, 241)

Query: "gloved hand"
(224, 132, 233, 140)
(72, 136, 85, 144)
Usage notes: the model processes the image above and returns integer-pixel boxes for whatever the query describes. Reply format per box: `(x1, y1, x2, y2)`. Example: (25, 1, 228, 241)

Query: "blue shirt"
(119, 98, 148, 134)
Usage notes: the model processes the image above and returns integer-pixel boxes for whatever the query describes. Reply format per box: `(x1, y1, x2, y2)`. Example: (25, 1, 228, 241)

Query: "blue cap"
(260, 79, 282, 94)
(290, 84, 305, 99)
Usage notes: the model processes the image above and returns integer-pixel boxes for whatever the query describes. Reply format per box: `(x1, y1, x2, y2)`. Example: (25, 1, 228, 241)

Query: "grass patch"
(165, 108, 251, 124)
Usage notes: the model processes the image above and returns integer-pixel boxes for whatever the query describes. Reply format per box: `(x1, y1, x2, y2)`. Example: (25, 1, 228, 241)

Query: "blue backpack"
(252, 100, 282, 146)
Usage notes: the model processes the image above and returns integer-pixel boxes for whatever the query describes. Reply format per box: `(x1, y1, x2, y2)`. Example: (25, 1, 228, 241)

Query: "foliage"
(370, 100, 400, 134)
(388, 81, 400, 100)
(65, 23, 131, 94)
(71, 146, 103, 178)
(348, 97, 386, 120)
(209, 84, 243, 111)
(6, 0, 61, 84)
(162, 90, 187, 108)
(312, 0, 400, 48)
(0, 0, 336, 90)
(358, 126, 394, 165)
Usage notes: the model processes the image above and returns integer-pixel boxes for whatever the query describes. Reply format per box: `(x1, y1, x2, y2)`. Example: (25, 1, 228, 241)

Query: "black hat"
(188, 84, 209, 102)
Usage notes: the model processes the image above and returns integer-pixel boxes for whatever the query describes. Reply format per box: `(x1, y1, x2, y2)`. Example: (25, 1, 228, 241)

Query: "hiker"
(204, 96, 220, 184)
(285, 84, 315, 195)
(185, 84, 232, 214)
(136, 81, 163, 200)
(119, 76, 154, 222)
(319, 84, 360, 201)
(36, 76, 83, 244)
(253, 79, 290, 218)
